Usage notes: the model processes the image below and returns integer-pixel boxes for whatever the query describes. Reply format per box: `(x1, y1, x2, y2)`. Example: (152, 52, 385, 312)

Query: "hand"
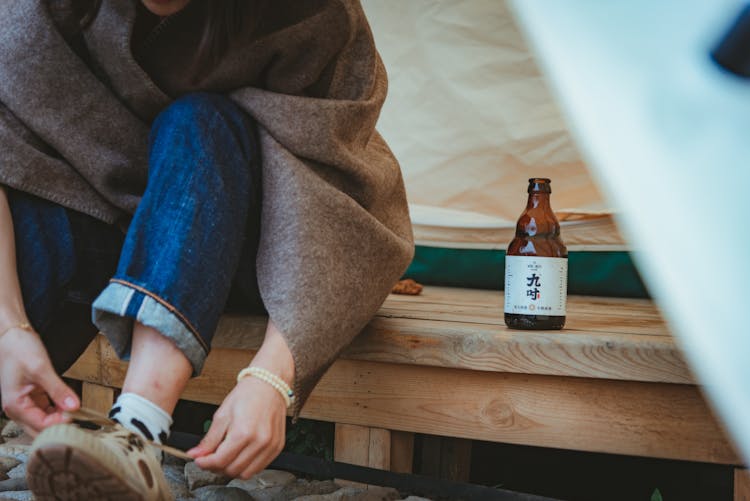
(0, 327, 80, 435)
(187, 375, 287, 479)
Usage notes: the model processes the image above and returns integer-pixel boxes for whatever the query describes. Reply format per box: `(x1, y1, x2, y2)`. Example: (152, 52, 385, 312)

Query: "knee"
(154, 93, 250, 132)
(149, 93, 260, 179)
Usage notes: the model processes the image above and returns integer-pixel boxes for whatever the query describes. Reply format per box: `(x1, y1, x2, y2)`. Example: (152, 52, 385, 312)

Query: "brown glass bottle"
(504, 178, 568, 330)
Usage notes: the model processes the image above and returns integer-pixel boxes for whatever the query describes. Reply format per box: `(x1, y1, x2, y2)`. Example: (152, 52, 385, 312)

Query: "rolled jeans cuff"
(91, 281, 208, 375)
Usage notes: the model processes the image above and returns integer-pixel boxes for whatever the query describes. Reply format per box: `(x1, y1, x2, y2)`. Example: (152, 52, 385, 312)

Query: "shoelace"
(64, 407, 193, 461)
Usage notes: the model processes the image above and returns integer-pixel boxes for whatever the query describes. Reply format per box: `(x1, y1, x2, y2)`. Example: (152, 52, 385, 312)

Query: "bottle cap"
(528, 178, 552, 193)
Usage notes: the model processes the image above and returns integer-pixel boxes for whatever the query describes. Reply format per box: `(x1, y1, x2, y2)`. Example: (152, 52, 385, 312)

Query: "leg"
(92, 92, 261, 428)
(8, 190, 124, 374)
(120, 323, 192, 415)
(27, 94, 261, 501)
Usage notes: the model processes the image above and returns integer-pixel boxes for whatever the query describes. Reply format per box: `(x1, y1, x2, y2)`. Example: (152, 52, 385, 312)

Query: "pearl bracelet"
(237, 366, 295, 408)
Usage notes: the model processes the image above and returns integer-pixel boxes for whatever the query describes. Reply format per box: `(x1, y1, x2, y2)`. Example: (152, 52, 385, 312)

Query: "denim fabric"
(8, 191, 124, 372)
(92, 93, 262, 374)
(10, 93, 263, 375)
(9, 192, 76, 328)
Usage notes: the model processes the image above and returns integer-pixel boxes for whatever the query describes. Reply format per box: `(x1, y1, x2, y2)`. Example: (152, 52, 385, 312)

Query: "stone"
(184, 461, 231, 490)
(164, 464, 192, 499)
(0, 458, 20, 478)
(398, 497, 433, 501)
(0, 492, 33, 501)
(2, 435, 31, 447)
(228, 469, 296, 492)
(275, 479, 339, 500)
(164, 452, 189, 468)
(295, 486, 401, 501)
(0, 445, 28, 463)
(4, 465, 23, 480)
(192, 485, 254, 501)
(0, 478, 27, 493)
(0, 424, 22, 441)
(237, 485, 284, 501)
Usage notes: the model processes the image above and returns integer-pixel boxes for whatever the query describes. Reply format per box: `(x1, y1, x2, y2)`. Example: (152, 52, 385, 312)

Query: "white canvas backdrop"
(362, 0, 622, 249)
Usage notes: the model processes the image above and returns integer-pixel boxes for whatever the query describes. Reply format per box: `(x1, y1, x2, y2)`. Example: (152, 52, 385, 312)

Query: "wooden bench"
(64, 286, 749, 497)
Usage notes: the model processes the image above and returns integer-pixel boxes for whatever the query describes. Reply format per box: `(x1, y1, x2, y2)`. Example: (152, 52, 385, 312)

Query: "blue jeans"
(9, 93, 263, 375)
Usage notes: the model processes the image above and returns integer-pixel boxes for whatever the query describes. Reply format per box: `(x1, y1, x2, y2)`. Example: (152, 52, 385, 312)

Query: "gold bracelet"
(0, 322, 34, 339)
(237, 366, 295, 408)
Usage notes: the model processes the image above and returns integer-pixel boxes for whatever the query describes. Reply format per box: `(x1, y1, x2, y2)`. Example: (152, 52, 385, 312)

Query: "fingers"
(188, 414, 228, 458)
(34, 368, 79, 412)
(41, 410, 71, 427)
(238, 419, 285, 479)
(238, 438, 285, 480)
(5, 395, 52, 434)
(199, 430, 283, 478)
(196, 431, 253, 472)
(0, 332, 76, 434)
(197, 419, 285, 477)
(240, 450, 280, 480)
(224, 447, 259, 479)
(189, 381, 287, 478)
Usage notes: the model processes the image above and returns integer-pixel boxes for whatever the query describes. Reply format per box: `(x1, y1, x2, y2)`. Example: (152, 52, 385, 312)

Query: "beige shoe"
(27, 422, 173, 501)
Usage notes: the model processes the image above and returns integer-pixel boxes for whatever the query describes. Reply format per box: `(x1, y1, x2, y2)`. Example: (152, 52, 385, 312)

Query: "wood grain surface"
(68, 338, 739, 465)
(212, 287, 691, 384)
(81, 382, 115, 415)
(736, 469, 750, 501)
(64, 287, 727, 465)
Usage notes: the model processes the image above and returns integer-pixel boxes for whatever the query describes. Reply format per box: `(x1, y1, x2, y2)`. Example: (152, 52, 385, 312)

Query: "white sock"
(109, 393, 173, 445)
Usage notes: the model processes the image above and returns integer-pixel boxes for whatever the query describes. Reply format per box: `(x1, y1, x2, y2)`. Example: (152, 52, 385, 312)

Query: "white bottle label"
(504, 256, 568, 316)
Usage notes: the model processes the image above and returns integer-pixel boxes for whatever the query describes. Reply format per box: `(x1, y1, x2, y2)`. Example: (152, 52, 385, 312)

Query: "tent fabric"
(362, 0, 626, 250)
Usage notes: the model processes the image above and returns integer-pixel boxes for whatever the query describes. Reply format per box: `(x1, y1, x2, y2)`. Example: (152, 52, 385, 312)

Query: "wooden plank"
(417, 436, 471, 481)
(419, 436, 442, 477)
(303, 360, 739, 465)
(736, 469, 750, 501)
(64, 336, 103, 383)
(91, 339, 739, 465)
(71, 315, 691, 391)
(204, 287, 686, 385)
(390, 431, 414, 474)
(379, 295, 667, 334)
(334, 423, 373, 488)
(82, 382, 115, 415)
(208, 292, 688, 386)
(334, 423, 371, 467)
(384, 288, 664, 323)
(206, 315, 267, 351)
(349, 318, 691, 384)
(368, 428, 391, 470)
(440, 438, 472, 482)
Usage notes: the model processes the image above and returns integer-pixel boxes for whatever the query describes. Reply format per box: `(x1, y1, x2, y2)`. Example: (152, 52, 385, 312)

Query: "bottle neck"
(526, 192, 552, 210)
(515, 190, 561, 239)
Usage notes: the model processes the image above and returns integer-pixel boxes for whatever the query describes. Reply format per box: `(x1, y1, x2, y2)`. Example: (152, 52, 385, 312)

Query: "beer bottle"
(504, 178, 568, 330)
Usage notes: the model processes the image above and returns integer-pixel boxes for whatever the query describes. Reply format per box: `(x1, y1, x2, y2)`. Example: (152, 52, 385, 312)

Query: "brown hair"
(74, 0, 262, 78)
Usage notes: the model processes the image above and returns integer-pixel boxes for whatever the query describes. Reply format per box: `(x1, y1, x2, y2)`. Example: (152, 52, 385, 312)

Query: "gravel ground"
(0, 420, 432, 501)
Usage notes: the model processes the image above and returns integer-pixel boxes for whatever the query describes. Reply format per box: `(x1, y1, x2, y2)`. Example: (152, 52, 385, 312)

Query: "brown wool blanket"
(0, 0, 414, 414)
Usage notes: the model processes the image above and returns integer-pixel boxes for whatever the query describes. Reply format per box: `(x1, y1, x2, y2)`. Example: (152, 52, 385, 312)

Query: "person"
(0, 0, 413, 498)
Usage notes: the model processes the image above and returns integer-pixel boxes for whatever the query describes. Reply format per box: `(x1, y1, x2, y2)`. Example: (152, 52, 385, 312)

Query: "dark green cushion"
(405, 246, 648, 298)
